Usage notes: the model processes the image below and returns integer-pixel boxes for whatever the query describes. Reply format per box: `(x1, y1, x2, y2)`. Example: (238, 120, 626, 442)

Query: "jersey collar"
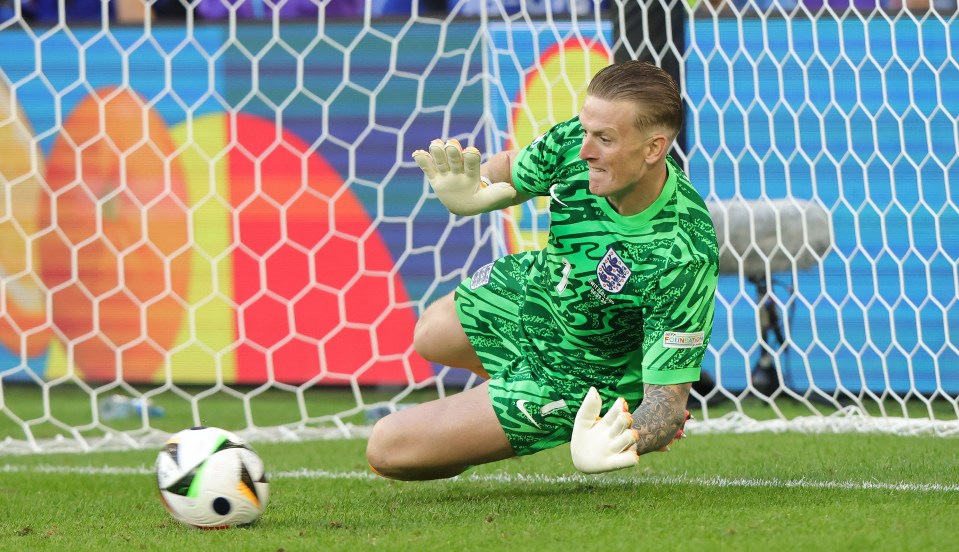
(596, 157, 678, 227)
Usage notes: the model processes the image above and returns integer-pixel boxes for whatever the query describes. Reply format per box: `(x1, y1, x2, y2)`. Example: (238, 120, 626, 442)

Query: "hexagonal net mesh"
(0, 0, 956, 454)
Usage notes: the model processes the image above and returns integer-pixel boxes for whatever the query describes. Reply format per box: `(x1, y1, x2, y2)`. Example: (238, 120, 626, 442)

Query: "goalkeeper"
(366, 61, 719, 480)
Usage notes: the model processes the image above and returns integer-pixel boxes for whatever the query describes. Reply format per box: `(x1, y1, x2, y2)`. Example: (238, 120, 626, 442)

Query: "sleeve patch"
(663, 331, 705, 349)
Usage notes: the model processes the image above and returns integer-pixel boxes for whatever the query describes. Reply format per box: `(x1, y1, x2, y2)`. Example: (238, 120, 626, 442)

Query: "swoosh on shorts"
(516, 399, 542, 429)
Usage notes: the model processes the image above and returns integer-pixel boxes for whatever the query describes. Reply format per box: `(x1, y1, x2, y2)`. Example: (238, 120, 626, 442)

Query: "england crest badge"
(596, 248, 631, 293)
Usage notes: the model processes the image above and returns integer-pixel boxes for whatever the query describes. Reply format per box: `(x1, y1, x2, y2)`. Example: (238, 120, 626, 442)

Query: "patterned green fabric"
(455, 116, 719, 455)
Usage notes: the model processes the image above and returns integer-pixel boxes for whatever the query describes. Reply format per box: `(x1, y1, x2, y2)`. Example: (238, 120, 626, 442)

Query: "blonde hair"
(586, 61, 683, 138)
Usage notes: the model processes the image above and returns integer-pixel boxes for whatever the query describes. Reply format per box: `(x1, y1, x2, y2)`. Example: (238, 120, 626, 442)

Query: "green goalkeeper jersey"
(505, 115, 719, 396)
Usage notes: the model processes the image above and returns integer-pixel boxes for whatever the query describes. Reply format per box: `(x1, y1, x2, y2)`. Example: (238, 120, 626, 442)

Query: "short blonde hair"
(586, 61, 683, 138)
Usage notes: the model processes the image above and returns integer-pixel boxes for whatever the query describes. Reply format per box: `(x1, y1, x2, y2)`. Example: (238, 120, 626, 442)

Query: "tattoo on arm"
(631, 383, 691, 455)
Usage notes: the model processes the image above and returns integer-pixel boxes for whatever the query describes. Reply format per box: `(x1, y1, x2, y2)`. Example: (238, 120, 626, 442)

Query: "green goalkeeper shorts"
(455, 252, 596, 456)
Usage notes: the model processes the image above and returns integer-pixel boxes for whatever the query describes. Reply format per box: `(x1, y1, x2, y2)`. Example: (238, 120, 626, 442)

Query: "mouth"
(586, 169, 606, 195)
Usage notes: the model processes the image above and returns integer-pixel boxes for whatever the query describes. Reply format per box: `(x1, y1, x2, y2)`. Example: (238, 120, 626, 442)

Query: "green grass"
(2, 384, 958, 550)
(1, 432, 958, 550)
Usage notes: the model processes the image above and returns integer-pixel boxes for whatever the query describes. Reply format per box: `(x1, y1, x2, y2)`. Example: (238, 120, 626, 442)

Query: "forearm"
(480, 150, 516, 183)
(631, 382, 691, 455)
(480, 150, 532, 208)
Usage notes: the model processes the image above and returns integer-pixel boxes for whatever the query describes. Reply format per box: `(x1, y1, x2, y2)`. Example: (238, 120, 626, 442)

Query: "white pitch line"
(3, 463, 958, 494)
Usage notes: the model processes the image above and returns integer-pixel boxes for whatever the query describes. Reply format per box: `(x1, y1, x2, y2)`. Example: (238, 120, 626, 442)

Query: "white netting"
(681, 2, 959, 435)
(0, 0, 956, 454)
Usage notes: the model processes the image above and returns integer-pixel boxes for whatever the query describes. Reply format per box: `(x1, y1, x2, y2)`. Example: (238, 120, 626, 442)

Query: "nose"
(579, 136, 594, 161)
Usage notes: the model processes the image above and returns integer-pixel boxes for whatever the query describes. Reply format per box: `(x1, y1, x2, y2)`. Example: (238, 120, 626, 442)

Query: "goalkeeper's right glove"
(570, 387, 640, 474)
(412, 139, 516, 216)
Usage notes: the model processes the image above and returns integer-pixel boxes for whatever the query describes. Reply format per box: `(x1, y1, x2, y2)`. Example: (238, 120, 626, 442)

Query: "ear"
(644, 133, 670, 164)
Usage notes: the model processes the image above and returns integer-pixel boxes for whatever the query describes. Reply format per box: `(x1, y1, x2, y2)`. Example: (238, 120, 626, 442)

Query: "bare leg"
(366, 381, 515, 480)
(413, 291, 488, 378)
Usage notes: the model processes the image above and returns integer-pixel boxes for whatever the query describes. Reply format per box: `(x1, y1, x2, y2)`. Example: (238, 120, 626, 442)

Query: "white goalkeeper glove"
(412, 139, 516, 216)
(570, 387, 640, 474)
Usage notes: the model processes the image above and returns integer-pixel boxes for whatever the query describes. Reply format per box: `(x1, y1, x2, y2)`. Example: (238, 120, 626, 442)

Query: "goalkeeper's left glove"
(570, 387, 639, 474)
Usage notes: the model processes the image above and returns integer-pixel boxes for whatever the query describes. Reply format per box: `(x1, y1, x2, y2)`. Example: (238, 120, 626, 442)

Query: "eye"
(583, 130, 610, 145)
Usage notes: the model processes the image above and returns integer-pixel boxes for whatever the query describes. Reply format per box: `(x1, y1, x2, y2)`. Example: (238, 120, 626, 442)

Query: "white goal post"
(0, 0, 956, 454)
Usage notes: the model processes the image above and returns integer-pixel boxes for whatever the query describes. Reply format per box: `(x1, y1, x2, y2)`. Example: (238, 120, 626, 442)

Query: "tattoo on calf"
(632, 383, 691, 455)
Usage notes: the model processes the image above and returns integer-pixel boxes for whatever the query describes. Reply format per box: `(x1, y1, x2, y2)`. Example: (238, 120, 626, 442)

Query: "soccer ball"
(156, 426, 269, 529)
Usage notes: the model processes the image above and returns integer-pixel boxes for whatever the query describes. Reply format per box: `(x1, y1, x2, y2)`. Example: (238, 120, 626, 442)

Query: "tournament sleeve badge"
(470, 262, 494, 289)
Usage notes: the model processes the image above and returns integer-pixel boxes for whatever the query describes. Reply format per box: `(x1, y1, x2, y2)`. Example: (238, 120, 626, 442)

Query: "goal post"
(0, 0, 957, 454)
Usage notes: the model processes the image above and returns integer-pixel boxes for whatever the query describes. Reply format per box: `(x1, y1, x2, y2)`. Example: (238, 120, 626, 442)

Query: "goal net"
(0, 0, 956, 454)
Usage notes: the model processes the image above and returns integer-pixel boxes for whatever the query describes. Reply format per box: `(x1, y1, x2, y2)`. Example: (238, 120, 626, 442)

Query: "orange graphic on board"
(8, 86, 432, 386)
(38, 87, 191, 382)
(0, 82, 52, 357)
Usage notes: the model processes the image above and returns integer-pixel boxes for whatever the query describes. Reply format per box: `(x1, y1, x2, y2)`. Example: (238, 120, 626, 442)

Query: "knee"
(365, 416, 404, 480)
(411, 292, 488, 377)
(412, 315, 438, 363)
(366, 415, 469, 481)
(413, 299, 452, 363)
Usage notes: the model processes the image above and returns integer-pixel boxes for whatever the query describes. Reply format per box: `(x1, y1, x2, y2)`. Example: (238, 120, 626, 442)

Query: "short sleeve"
(512, 133, 557, 196)
(511, 116, 584, 196)
(640, 260, 718, 385)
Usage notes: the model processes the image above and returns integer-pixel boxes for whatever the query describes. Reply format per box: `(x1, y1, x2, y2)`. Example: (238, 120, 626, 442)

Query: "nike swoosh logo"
(549, 183, 568, 207)
(516, 399, 542, 429)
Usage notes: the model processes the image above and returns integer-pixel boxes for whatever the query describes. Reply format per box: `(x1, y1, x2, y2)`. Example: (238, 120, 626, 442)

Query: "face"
(578, 96, 665, 213)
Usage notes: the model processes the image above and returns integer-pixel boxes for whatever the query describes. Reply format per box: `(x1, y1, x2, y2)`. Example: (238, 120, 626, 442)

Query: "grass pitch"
(1, 429, 957, 551)
(1, 384, 958, 550)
